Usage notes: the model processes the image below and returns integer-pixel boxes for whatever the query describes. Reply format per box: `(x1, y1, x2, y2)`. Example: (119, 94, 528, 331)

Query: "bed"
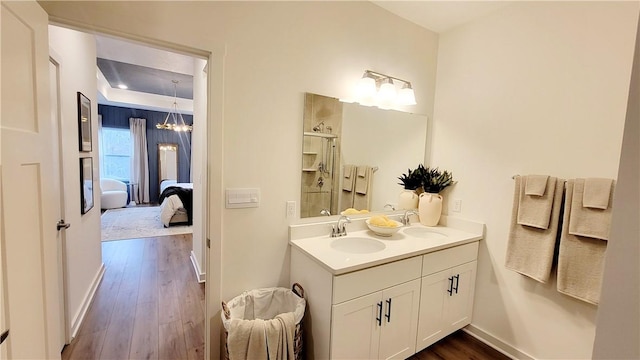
(159, 180, 193, 227)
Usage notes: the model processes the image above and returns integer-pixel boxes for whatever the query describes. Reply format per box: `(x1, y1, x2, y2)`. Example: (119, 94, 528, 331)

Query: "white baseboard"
(70, 263, 106, 339)
(463, 324, 535, 360)
(190, 251, 205, 283)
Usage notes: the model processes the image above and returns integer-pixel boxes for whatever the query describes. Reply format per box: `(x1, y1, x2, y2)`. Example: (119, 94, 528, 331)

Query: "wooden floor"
(62, 234, 205, 360)
(409, 330, 511, 360)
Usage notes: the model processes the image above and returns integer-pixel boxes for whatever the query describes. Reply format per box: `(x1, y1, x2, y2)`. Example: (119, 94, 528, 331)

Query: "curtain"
(129, 117, 150, 203)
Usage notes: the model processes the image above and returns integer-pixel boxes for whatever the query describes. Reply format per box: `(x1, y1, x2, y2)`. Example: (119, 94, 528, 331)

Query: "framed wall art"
(80, 157, 94, 214)
(78, 92, 92, 152)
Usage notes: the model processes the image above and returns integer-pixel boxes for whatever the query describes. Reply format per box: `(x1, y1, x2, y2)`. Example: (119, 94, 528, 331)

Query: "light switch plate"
(286, 201, 296, 218)
(453, 199, 462, 213)
(225, 188, 260, 208)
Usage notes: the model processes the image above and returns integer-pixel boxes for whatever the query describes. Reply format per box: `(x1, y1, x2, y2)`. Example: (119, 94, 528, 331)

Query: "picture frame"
(77, 92, 92, 152)
(80, 157, 94, 214)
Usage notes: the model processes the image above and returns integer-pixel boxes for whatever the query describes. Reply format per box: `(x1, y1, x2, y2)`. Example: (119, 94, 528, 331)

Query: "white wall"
(48, 26, 103, 338)
(40, 2, 439, 357)
(431, 2, 638, 359)
(592, 18, 640, 360)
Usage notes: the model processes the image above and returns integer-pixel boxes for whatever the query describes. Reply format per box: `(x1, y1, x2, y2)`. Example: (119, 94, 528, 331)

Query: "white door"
(444, 261, 477, 332)
(49, 54, 70, 348)
(415, 269, 449, 352)
(331, 292, 381, 359)
(1, 1, 62, 358)
(379, 279, 420, 360)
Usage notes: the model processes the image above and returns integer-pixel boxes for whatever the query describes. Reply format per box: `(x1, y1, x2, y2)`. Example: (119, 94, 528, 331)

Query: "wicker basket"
(222, 283, 305, 360)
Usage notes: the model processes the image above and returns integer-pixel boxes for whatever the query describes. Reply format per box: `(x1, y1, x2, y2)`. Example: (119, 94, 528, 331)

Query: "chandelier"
(156, 80, 193, 132)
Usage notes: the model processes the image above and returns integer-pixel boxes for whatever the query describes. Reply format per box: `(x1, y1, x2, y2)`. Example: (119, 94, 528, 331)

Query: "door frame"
(46, 17, 222, 358)
(49, 49, 72, 346)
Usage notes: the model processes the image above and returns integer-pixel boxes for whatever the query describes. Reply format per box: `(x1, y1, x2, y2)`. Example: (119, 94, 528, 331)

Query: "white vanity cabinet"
(331, 278, 421, 360)
(289, 218, 483, 360)
(416, 242, 478, 352)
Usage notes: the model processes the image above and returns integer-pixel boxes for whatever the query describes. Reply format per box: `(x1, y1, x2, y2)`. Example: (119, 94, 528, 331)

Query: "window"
(101, 127, 131, 181)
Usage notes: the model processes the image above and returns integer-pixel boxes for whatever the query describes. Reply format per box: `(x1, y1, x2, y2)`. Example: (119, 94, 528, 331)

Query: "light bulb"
(398, 83, 417, 105)
(357, 72, 377, 102)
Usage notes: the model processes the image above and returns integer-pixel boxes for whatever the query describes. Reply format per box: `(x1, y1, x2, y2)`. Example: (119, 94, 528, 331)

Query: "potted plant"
(418, 166, 454, 226)
(421, 167, 454, 194)
(396, 165, 426, 210)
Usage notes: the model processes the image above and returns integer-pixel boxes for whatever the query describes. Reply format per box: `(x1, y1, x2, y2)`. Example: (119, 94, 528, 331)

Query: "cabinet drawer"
(422, 241, 479, 276)
(333, 256, 422, 304)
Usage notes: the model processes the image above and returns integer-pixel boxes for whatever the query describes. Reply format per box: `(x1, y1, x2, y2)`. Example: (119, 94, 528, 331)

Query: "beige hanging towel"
(568, 178, 614, 240)
(505, 175, 564, 283)
(557, 179, 613, 305)
(353, 166, 373, 211)
(340, 164, 355, 210)
(583, 178, 614, 209)
(517, 175, 556, 229)
(342, 164, 355, 191)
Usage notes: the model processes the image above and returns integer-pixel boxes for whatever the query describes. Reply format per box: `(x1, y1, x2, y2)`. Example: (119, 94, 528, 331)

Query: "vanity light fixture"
(356, 70, 417, 107)
(156, 80, 193, 132)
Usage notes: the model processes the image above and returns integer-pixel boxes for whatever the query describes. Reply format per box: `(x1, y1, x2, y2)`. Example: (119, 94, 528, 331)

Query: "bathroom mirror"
(301, 93, 428, 218)
(158, 143, 178, 188)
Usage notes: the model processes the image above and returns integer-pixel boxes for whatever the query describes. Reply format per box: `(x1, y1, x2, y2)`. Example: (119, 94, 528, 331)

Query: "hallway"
(62, 234, 205, 360)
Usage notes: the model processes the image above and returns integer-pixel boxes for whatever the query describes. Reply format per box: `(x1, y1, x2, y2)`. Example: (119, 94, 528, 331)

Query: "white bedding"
(159, 181, 194, 227)
(160, 180, 193, 194)
(160, 194, 184, 227)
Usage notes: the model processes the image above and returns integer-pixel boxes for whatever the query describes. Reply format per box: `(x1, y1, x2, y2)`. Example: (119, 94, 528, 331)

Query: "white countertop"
(289, 216, 484, 275)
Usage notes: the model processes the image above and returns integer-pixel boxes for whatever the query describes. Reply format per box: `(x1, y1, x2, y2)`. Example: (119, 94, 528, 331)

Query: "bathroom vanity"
(289, 216, 483, 360)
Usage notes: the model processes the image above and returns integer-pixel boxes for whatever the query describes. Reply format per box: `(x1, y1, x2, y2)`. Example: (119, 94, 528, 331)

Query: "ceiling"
(95, 34, 196, 112)
(373, 1, 510, 33)
(95, 2, 508, 110)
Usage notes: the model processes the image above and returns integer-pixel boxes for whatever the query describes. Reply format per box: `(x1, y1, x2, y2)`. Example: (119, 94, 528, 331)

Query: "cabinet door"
(444, 261, 477, 332)
(415, 269, 450, 352)
(379, 279, 421, 360)
(331, 292, 381, 359)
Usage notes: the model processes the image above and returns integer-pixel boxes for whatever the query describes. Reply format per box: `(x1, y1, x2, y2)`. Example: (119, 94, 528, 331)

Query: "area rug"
(101, 206, 192, 241)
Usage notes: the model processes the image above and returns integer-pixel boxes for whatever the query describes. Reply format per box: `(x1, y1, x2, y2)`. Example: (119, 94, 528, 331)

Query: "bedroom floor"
(62, 234, 205, 360)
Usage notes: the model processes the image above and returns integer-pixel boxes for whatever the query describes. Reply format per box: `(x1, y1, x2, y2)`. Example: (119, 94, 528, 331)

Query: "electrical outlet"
(453, 199, 462, 213)
(286, 201, 296, 218)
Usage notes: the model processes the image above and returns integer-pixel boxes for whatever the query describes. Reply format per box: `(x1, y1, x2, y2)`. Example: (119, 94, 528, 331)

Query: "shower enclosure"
(301, 93, 343, 218)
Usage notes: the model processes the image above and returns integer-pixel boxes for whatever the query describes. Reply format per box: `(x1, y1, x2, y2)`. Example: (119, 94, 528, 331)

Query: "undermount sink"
(330, 237, 386, 254)
(403, 227, 449, 240)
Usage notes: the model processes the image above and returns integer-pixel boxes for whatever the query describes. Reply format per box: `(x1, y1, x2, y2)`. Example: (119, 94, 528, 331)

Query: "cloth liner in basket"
(222, 284, 305, 360)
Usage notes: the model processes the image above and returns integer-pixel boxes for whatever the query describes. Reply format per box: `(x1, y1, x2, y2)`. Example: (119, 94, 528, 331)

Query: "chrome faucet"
(401, 210, 419, 226)
(320, 209, 331, 216)
(331, 215, 351, 237)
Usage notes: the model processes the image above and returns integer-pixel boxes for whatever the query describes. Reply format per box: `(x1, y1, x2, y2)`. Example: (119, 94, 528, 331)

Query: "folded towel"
(342, 165, 355, 191)
(557, 180, 607, 305)
(583, 178, 613, 209)
(228, 318, 268, 359)
(505, 175, 564, 283)
(525, 175, 549, 196)
(516, 175, 557, 229)
(568, 178, 614, 240)
(355, 166, 371, 195)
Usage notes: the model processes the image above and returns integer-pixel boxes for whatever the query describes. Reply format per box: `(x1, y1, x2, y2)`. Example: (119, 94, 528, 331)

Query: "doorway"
(48, 25, 210, 358)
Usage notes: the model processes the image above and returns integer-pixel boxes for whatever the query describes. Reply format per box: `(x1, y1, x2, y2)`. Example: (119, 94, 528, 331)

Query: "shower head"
(312, 121, 324, 132)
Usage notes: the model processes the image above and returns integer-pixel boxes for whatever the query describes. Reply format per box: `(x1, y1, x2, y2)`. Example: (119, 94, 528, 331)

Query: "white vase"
(419, 192, 443, 226)
(398, 189, 419, 210)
